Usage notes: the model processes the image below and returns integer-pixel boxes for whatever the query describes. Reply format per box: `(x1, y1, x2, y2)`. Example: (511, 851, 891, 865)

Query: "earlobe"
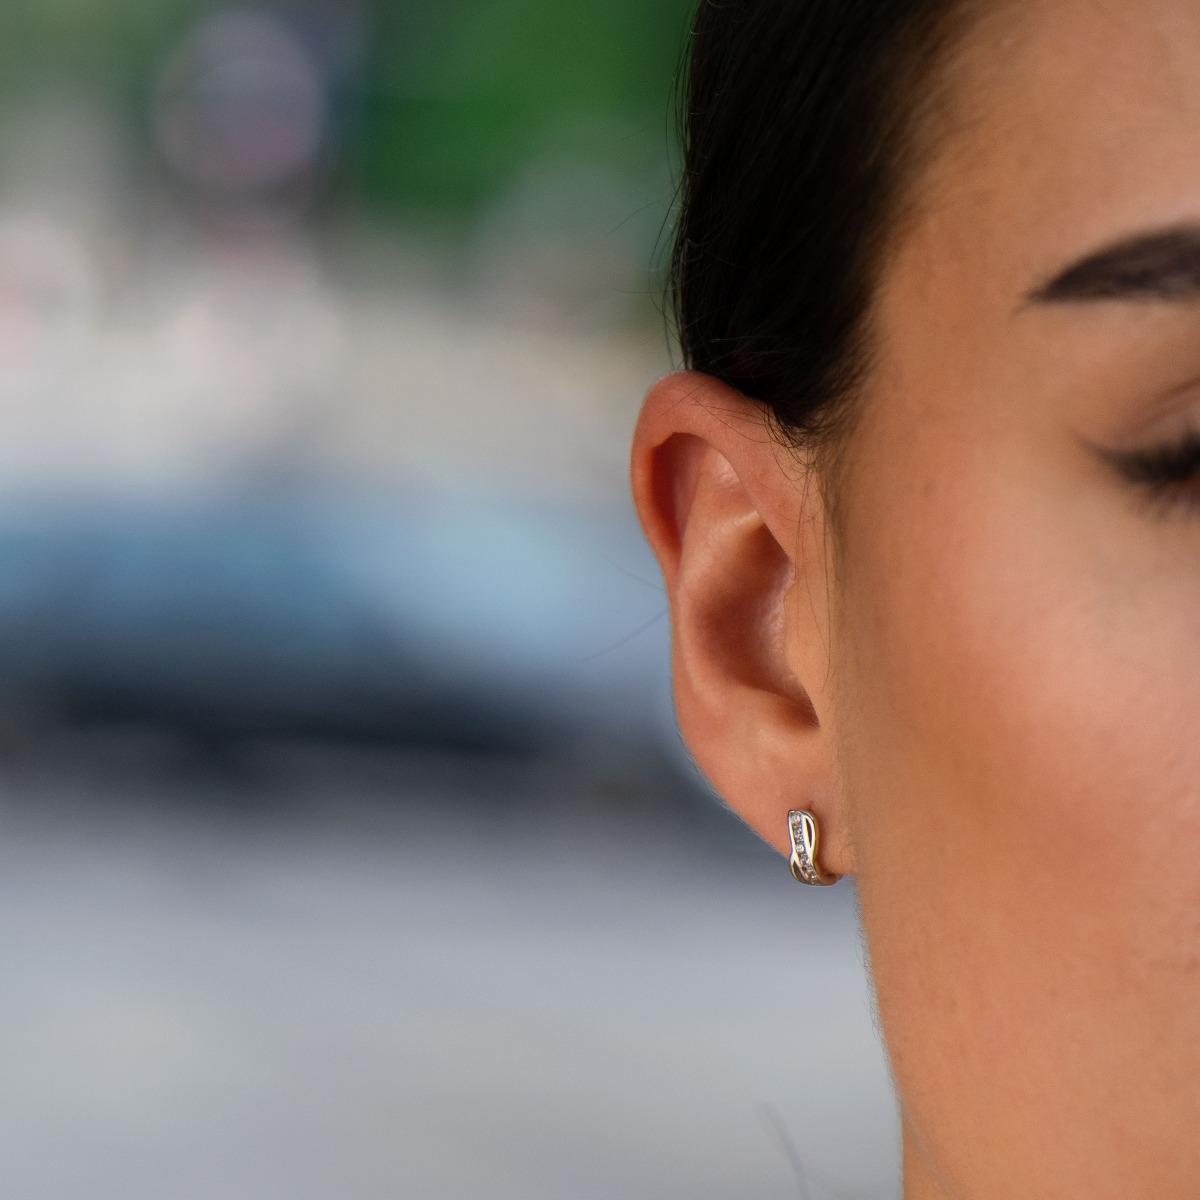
(631, 372, 853, 875)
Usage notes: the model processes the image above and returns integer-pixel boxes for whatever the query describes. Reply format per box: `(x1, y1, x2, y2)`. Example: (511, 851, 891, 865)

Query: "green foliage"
(0, 0, 198, 89)
(0, 0, 695, 219)
(356, 0, 693, 215)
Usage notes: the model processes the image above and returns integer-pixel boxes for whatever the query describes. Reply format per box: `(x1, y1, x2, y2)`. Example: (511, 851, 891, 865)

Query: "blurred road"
(0, 760, 899, 1200)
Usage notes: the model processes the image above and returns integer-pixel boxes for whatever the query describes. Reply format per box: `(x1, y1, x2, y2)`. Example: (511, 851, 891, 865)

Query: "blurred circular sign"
(154, 10, 327, 197)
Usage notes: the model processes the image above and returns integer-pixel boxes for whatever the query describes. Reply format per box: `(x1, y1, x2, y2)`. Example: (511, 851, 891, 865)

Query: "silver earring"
(788, 810, 839, 886)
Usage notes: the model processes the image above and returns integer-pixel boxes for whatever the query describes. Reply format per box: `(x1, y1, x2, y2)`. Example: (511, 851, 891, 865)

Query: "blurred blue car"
(0, 484, 685, 783)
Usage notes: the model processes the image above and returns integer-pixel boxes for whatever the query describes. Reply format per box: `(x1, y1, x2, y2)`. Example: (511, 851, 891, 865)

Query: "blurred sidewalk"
(0, 764, 899, 1200)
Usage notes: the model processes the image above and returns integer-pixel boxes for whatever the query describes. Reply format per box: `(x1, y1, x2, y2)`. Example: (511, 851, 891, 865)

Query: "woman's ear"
(631, 371, 852, 874)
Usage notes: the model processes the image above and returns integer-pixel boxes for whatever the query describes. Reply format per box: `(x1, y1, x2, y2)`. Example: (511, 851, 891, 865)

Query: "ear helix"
(788, 810, 840, 886)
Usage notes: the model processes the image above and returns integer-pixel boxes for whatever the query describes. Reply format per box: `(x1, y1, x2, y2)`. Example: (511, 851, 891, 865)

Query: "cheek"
(833, 429, 1200, 1193)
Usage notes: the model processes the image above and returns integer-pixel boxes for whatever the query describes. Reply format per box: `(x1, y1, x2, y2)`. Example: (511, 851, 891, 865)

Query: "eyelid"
(1106, 375, 1200, 448)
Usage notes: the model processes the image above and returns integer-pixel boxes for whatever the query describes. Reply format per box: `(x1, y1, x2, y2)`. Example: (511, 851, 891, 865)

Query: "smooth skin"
(633, 2, 1200, 1196)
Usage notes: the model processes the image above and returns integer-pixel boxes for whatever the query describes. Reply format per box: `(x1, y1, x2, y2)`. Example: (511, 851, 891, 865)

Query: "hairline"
(816, 0, 1021, 544)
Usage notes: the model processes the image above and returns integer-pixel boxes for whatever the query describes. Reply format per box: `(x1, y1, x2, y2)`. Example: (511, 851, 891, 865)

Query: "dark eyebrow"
(1030, 226, 1200, 304)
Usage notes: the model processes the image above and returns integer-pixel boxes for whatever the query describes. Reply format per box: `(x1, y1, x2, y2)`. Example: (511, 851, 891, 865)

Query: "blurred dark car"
(0, 484, 684, 790)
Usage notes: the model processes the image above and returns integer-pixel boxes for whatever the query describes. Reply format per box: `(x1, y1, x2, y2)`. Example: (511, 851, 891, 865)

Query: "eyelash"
(1106, 431, 1200, 512)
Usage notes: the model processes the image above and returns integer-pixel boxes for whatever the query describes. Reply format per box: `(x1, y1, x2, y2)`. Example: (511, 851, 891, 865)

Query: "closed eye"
(1101, 430, 1200, 512)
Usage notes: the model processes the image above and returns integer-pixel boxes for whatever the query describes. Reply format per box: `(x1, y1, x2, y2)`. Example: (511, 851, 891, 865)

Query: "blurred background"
(0, 3, 898, 1197)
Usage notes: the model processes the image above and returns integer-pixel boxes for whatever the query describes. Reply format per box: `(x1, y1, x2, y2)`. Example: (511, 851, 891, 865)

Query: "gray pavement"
(0, 766, 899, 1199)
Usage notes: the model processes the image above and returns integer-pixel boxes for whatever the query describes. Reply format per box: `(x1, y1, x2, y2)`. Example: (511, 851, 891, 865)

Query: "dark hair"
(672, 0, 977, 458)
